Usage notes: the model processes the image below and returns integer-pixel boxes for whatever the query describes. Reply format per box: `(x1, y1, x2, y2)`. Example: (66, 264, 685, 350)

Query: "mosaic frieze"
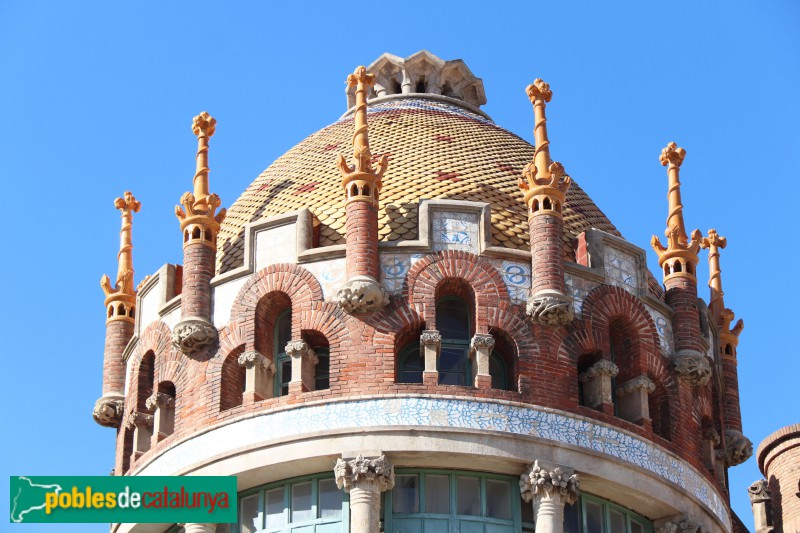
(140, 396, 728, 529)
(604, 246, 638, 294)
(431, 211, 479, 253)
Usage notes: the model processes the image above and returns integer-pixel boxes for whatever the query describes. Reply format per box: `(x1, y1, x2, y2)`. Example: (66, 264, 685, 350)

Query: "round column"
(334, 454, 394, 533)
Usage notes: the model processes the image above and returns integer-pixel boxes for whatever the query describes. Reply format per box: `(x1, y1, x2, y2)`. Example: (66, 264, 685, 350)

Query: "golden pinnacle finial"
(337, 66, 388, 205)
(518, 78, 570, 217)
(701, 229, 728, 320)
(651, 142, 701, 280)
(101, 191, 140, 322)
(719, 308, 744, 350)
(175, 112, 226, 244)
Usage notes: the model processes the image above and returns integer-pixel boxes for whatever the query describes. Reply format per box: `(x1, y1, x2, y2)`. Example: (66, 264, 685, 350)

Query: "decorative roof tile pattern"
(217, 99, 621, 274)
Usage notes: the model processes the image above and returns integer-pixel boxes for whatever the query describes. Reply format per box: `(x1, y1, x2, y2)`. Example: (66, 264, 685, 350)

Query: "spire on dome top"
(100, 191, 140, 322)
(651, 142, 702, 281)
(700, 229, 727, 321)
(337, 66, 388, 207)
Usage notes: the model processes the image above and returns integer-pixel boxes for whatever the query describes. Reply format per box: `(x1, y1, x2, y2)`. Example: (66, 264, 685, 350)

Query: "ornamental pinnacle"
(100, 191, 141, 323)
(337, 66, 388, 207)
(651, 142, 702, 282)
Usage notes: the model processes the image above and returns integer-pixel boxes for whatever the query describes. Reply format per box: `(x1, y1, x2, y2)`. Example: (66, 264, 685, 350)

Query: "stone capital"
(420, 330, 442, 347)
(748, 479, 771, 503)
(519, 460, 579, 505)
(124, 411, 154, 430)
(145, 392, 175, 411)
(470, 333, 495, 351)
(673, 350, 712, 387)
(238, 350, 276, 372)
(616, 375, 655, 397)
(285, 340, 318, 364)
(703, 427, 721, 446)
(578, 359, 619, 382)
(657, 517, 708, 533)
(334, 454, 395, 493)
(172, 317, 218, 356)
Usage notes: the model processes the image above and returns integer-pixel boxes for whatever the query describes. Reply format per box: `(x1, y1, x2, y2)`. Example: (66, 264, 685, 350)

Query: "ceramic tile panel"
(649, 308, 674, 357)
(140, 396, 729, 529)
(565, 273, 597, 318)
(498, 261, 531, 303)
(604, 246, 638, 294)
(431, 211, 479, 253)
(303, 258, 346, 301)
(255, 223, 297, 272)
(381, 253, 424, 294)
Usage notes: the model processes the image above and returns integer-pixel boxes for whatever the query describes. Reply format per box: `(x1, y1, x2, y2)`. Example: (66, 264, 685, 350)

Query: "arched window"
(315, 347, 330, 390)
(137, 351, 155, 412)
(489, 351, 509, 390)
(274, 310, 292, 396)
(398, 345, 424, 384)
(437, 297, 471, 386)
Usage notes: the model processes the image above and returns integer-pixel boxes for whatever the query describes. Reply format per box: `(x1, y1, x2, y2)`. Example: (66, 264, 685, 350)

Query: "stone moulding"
(136, 396, 730, 529)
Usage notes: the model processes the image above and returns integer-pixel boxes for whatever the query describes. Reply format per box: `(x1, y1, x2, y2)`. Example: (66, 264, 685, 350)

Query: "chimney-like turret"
(173, 112, 226, 355)
(94, 191, 140, 427)
(335, 66, 389, 314)
(701, 229, 751, 466)
(518, 79, 573, 327)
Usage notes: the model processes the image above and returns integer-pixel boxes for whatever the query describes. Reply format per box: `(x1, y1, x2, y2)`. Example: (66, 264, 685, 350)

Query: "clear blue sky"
(1, 2, 798, 531)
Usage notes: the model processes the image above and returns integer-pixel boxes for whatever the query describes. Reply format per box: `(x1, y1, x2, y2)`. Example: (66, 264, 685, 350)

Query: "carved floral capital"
(334, 454, 395, 493)
(145, 392, 175, 411)
(125, 411, 154, 430)
(616, 375, 655, 397)
(519, 460, 579, 505)
(420, 330, 442, 346)
(237, 350, 275, 372)
(579, 359, 619, 382)
(285, 341, 318, 364)
(470, 334, 495, 351)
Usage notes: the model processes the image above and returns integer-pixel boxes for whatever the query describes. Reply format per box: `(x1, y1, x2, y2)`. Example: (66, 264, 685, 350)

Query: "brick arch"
(300, 301, 350, 351)
(127, 320, 174, 415)
(229, 264, 324, 352)
(204, 340, 246, 414)
(404, 251, 509, 333)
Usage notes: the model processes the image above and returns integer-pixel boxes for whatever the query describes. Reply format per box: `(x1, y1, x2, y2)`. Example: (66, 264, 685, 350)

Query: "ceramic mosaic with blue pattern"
(604, 246, 638, 293)
(431, 212, 479, 253)
(141, 396, 728, 528)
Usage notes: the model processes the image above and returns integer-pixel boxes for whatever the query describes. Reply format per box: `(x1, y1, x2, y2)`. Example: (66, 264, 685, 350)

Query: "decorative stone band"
(616, 375, 655, 397)
(125, 411, 154, 431)
(420, 330, 442, 348)
(527, 289, 574, 327)
(285, 341, 319, 364)
(172, 317, 218, 355)
(519, 460, 579, 505)
(657, 517, 709, 533)
(92, 395, 125, 428)
(237, 350, 276, 373)
(470, 334, 496, 351)
(747, 479, 771, 503)
(722, 429, 753, 466)
(145, 392, 175, 411)
(136, 396, 731, 529)
(578, 360, 619, 383)
(673, 351, 712, 387)
(336, 275, 389, 314)
(334, 454, 395, 493)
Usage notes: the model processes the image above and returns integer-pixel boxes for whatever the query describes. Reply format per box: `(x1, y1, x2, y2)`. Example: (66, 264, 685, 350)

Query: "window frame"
(436, 296, 473, 386)
(273, 309, 292, 397)
(574, 493, 653, 533)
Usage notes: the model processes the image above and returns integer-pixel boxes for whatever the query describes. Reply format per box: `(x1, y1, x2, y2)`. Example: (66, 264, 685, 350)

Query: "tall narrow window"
(490, 351, 509, 390)
(436, 297, 471, 386)
(274, 310, 292, 396)
(398, 345, 424, 383)
(315, 347, 330, 390)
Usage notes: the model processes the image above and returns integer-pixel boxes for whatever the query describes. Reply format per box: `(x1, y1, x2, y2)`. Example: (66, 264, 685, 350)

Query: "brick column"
(95, 192, 141, 428)
(173, 112, 226, 356)
(518, 79, 573, 327)
(520, 461, 579, 533)
(335, 454, 394, 533)
(335, 66, 389, 315)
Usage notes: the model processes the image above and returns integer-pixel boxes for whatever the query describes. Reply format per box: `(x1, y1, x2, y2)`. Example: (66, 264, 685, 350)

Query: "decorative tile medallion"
(380, 254, 424, 294)
(604, 247, 638, 294)
(139, 396, 728, 529)
(500, 261, 531, 303)
(431, 212, 479, 253)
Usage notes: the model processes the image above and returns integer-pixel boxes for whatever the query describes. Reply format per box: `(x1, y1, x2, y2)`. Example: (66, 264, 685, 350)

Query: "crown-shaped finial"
(719, 308, 744, 346)
(651, 143, 701, 280)
(337, 66, 388, 205)
(701, 229, 728, 319)
(518, 79, 570, 217)
(175, 112, 226, 241)
(101, 191, 140, 322)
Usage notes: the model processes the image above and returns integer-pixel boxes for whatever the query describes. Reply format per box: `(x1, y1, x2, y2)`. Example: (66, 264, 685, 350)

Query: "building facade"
(93, 51, 753, 533)
(749, 424, 800, 533)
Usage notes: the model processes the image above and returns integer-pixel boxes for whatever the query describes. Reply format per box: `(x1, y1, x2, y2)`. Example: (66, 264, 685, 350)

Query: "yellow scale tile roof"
(217, 99, 620, 274)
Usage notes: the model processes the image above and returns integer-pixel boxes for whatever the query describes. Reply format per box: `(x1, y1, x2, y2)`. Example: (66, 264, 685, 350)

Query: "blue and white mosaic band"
(139, 396, 728, 528)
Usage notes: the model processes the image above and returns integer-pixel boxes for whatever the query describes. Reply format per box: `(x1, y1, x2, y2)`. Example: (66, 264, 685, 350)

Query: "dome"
(217, 97, 620, 274)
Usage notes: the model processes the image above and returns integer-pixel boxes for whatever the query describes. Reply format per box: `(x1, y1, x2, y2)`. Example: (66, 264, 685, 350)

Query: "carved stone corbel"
(172, 317, 218, 355)
(336, 275, 389, 314)
(526, 289, 574, 327)
(673, 350, 712, 387)
(723, 429, 753, 466)
(92, 395, 125, 428)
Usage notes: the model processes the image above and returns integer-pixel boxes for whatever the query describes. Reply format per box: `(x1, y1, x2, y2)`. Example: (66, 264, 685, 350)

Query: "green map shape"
(10, 477, 62, 523)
